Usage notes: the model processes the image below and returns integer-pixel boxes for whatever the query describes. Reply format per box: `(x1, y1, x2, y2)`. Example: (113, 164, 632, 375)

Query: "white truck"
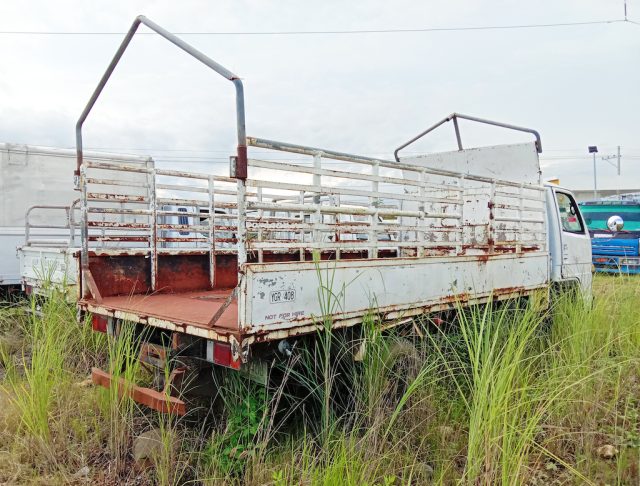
(77, 16, 592, 415)
(0, 142, 152, 296)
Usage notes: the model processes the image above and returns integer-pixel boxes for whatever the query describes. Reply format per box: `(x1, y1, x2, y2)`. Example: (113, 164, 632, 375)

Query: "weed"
(1, 276, 640, 485)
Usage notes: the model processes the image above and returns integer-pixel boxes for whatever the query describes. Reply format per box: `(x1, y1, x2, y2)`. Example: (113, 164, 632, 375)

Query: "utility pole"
(589, 146, 598, 199)
(602, 145, 622, 175)
(589, 145, 622, 200)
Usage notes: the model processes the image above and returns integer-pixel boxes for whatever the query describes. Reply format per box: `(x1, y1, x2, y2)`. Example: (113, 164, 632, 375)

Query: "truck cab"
(579, 198, 640, 274)
(546, 185, 593, 292)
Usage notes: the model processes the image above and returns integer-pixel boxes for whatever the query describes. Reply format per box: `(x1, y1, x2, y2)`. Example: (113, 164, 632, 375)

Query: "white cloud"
(1, 0, 639, 190)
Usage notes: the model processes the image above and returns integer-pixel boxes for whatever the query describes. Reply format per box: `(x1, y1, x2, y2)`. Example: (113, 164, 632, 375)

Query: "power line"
(0, 19, 626, 36)
(82, 145, 629, 154)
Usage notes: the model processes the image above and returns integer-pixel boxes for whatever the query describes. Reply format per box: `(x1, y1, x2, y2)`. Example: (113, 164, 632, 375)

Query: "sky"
(0, 0, 639, 191)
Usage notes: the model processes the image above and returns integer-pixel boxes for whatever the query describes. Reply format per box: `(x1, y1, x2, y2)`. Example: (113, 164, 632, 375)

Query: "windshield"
(579, 204, 640, 231)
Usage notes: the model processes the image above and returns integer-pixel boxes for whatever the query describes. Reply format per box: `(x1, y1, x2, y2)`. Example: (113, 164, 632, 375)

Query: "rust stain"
(89, 255, 150, 297)
(157, 254, 210, 292)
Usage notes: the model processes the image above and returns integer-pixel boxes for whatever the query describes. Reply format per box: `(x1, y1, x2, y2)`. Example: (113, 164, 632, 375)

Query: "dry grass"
(0, 275, 639, 485)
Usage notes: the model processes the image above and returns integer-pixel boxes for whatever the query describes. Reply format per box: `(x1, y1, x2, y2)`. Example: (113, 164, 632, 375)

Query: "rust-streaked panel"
(89, 255, 150, 297)
(156, 254, 209, 292)
(214, 254, 239, 288)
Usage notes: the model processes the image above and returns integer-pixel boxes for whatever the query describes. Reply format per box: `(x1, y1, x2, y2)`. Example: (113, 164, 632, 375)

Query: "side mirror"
(607, 215, 624, 232)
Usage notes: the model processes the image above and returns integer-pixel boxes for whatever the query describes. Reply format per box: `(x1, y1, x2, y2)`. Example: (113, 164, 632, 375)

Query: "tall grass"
(151, 355, 197, 486)
(4, 291, 92, 447)
(2, 275, 640, 484)
(0, 287, 107, 482)
(96, 320, 146, 471)
(423, 297, 549, 484)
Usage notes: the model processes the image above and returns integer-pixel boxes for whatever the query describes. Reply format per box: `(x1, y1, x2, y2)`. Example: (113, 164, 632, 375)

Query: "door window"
(555, 192, 584, 234)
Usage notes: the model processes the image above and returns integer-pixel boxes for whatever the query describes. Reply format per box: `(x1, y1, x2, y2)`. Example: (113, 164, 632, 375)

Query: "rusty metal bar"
(369, 161, 379, 259)
(312, 153, 322, 248)
(85, 177, 149, 188)
(245, 222, 420, 232)
(417, 170, 426, 258)
(246, 177, 460, 204)
(247, 201, 457, 219)
(88, 236, 150, 242)
(157, 209, 236, 218)
(155, 169, 235, 183)
(88, 207, 151, 215)
(24, 205, 74, 247)
(257, 186, 264, 263)
(76, 15, 246, 179)
(91, 367, 186, 416)
(208, 175, 216, 288)
(246, 240, 469, 250)
(149, 166, 158, 291)
(393, 113, 543, 162)
(457, 175, 465, 255)
(80, 163, 90, 298)
(236, 179, 247, 268)
(87, 193, 148, 203)
(298, 190, 305, 261)
(156, 197, 208, 207)
(75, 15, 248, 287)
(84, 160, 151, 173)
(488, 181, 496, 253)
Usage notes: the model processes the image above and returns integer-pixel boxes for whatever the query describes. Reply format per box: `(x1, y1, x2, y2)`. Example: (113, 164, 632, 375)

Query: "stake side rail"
(78, 137, 548, 266)
(77, 138, 549, 351)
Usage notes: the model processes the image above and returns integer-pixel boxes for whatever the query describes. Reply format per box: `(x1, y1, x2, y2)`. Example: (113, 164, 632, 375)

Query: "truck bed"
(80, 249, 549, 345)
(77, 137, 549, 350)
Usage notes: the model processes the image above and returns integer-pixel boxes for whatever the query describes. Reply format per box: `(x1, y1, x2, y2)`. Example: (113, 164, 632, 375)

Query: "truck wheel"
(380, 338, 421, 410)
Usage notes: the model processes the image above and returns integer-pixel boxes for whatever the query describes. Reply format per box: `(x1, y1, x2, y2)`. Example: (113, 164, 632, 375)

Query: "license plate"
(270, 290, 296, 304)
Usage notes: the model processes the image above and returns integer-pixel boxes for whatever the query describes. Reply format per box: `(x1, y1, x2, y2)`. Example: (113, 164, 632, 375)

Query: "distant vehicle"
(75, 16, 593, 417)
(0, 142, 153, 296)
(579, 197, 640, 274)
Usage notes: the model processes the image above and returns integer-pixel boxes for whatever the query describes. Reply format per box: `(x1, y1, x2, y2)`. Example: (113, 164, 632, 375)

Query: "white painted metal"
(402, 143, 541, 185)
(235, 141, 553, 335)
(545, 185, 593, 295)
(0, 228, 24, 285)
(0, 142, 151, 289)
(19, 246, 78, 298)
(241, 253, 550, 333)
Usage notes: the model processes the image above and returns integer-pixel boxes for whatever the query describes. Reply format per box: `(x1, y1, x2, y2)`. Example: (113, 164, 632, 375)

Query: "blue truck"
(579, 197, 640, 274)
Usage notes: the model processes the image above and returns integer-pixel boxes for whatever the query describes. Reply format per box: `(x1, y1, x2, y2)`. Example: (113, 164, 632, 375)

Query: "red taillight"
(92, 314, 108, 333)
(207, 341, 241, 369)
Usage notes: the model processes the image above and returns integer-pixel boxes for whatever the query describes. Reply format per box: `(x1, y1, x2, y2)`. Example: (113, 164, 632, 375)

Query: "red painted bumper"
(91, 367, 186, 416)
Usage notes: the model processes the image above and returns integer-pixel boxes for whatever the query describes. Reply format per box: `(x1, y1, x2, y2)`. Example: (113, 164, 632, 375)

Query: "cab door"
(553, 190, 592, 292)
